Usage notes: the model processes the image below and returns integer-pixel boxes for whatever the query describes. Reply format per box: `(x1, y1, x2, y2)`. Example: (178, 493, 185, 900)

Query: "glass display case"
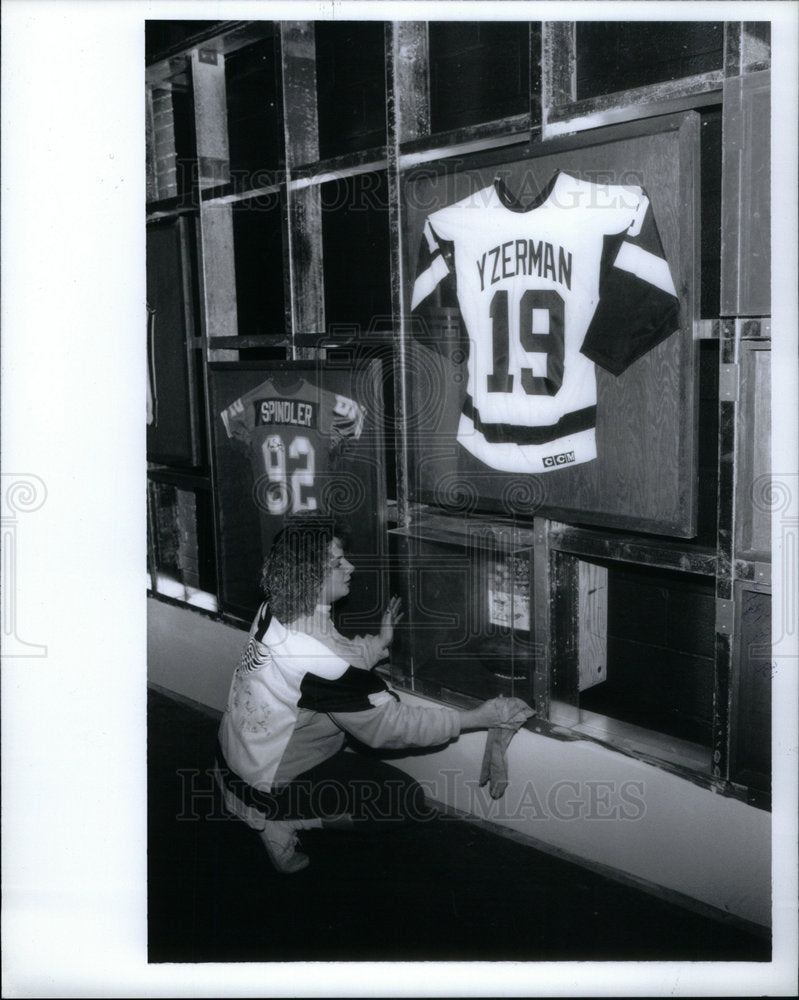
(389, 512, 537, 708)
(390, 510, 721, 775)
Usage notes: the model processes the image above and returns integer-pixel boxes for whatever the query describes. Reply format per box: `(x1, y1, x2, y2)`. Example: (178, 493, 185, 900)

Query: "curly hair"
(261, 516, 342, 623)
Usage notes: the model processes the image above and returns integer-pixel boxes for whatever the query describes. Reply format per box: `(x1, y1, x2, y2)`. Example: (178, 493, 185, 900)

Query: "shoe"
(258, 820, 310, 874)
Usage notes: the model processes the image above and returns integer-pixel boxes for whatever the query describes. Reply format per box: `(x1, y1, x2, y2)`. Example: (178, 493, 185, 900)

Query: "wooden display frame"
(735, 339, 771, 563)
(401, 111, 701, 537)
(208, 359, 388, 627)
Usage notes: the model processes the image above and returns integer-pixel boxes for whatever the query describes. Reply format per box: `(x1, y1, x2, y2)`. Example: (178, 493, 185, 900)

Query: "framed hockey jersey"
(209, 360, 387, 626)
(402, 112, 700, 537)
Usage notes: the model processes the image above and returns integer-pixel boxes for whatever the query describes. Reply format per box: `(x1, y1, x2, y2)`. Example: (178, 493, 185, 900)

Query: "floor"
(147, 686, 770, 964)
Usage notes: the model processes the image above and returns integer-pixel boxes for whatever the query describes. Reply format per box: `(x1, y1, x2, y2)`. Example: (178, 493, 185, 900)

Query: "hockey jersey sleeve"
(298, 667, 461, 749)
(580, 188, 680, 377)
(411, 218, 459, 310)
(409, 215, 464, 353)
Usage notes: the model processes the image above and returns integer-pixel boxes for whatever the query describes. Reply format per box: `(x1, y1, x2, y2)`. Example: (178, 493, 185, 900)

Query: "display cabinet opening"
(147, 478, 218, 611)
(428, 21, 532, 133)
(315, 21, 388, 160)
(232, 195, 286, 342)
(575, 22, 724, 100)
(552, 556, 715, 771)
(225, 36, 281, 181)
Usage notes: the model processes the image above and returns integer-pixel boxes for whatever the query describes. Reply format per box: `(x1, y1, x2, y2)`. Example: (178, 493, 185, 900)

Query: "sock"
(479, 727, 517, 799)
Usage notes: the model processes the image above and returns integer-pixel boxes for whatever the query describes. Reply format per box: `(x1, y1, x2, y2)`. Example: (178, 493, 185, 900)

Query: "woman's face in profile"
(319, 537, 354, 604)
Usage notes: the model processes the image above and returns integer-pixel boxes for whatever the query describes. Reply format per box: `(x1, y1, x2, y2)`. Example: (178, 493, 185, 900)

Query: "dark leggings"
(216, 742, 438, 827)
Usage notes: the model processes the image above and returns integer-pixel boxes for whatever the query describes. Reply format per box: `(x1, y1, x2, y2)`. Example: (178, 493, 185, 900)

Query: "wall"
(148, 596, 771, 929)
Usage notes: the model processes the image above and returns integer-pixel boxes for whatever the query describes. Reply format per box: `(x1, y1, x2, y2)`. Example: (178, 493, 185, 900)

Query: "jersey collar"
(493, 169, 562, 213)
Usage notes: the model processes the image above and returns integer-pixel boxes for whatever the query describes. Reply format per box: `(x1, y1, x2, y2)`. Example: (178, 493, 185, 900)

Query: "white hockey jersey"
(411, 171, 679, 472)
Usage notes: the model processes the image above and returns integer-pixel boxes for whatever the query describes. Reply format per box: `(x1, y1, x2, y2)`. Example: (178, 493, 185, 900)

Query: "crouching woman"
(214, 517, 533, 873)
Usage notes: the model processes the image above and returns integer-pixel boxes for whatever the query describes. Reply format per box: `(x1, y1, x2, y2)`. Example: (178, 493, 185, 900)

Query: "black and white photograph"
(2, 2, 798, 996)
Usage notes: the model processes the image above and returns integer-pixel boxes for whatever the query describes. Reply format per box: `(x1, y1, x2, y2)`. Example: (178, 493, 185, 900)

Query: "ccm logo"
(542, 450, 575, 468)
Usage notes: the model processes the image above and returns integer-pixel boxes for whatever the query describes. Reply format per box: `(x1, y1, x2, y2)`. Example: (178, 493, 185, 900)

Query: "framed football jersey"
(209, 359, 387, 627)
(402, 111, 700, 537)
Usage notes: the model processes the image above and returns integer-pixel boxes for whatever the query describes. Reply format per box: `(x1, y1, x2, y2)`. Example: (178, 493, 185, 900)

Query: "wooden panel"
(279, 23, 324, 345)
(549, 550, 580, 724)
(148, 87, 179, 201)
(543, 72, 723, 140)
(712, 317, 737, 780)
(191, 50, 231, 188)
(197, 202, 239, 343)
(385, 22, 430, 524)
(549, 522, 717, 576)
(720, 71, 771, 316)
(578, 561, 607, 691)
(736, 343, 771, 560)
(724, 22, 771, 76)
(693, 339, 721, 546)
(542, 21, 576, 112)
(390, 22, 430, 142)
(286, 187, 325, 338)
(279, 22, 319, 168)
(532, 518, 551, 718)
(192, 50, 239, 349)
(402, 112, 700, 536)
